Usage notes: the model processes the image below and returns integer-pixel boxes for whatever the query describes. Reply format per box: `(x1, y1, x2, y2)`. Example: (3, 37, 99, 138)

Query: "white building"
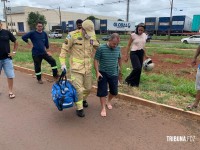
(6, 6, 118, 33)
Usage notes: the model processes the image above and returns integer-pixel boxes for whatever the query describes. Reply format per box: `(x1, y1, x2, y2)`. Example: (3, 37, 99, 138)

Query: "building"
(145, 17, 159, 35)
(192, 15, 200, 32)
(100, 20, 135, 34)
(171, 15, 192, 34)
(6, 6, 118, 33)
(146, 15, 192, 35)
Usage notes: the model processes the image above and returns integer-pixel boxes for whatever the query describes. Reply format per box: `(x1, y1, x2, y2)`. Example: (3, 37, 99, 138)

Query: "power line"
(65, 0, 132, 9)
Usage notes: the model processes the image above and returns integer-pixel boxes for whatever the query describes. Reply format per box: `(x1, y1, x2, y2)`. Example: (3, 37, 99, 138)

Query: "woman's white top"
(130, 33, 147, 51)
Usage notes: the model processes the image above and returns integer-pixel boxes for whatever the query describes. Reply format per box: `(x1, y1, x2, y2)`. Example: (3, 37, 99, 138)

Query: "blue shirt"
(95, 44, 121, 76)
(22, 31, 49, 56)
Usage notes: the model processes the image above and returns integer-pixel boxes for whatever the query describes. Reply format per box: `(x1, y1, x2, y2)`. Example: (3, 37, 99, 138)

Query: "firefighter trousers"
(71, 71, 92, 110)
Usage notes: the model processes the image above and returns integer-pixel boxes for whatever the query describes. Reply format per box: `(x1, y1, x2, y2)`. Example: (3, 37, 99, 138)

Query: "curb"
(14, 65, 200, 121)
(91, 87, 200, 121)
(14, 65, 54, 81)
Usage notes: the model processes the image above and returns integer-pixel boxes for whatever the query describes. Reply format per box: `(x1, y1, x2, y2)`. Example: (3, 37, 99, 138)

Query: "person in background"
(22, 21, 59, 84)
(187, 44, 200, 110)
(0, 20, 18, 99)
(124, 23, 149, 87)
(76, 19, 83, 30)
(59, 20, 99, 117)
(94, 33, 121, 117)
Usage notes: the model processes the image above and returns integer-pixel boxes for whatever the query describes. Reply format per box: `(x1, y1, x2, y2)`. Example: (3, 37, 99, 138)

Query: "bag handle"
(58, 69, 67, 82)
(57, 69, 67, 93)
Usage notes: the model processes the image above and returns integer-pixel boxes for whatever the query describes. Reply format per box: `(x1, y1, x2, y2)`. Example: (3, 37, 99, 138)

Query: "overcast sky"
(1, 0, 200, 24)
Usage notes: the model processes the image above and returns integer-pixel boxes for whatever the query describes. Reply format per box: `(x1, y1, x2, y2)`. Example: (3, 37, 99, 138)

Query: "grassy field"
(13, 35, 200, 113)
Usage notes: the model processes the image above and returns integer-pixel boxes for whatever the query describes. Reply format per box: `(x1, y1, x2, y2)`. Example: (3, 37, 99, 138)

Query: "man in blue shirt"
(94, 33, 122, 117)
(22, 21, 59, 84)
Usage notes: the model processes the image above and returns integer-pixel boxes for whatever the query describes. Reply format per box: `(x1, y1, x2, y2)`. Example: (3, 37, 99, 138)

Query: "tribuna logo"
(166, 136, 195, 142)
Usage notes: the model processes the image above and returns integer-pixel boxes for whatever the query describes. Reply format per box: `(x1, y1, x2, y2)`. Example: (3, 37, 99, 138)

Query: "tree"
(118, 19, 124, 21)
(27, 12, 47, 30)
(86, 16, 99, 20)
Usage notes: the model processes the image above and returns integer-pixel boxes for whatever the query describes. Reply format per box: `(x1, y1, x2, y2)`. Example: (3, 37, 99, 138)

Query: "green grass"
(163, 58, 184, 64)
(146, 42, 197, 49)
(13, 52, 32, 63)
(147, 47, 194, 58)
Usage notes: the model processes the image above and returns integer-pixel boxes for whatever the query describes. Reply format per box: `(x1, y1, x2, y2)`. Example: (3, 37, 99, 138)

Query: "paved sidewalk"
(0, 71, 199, 150)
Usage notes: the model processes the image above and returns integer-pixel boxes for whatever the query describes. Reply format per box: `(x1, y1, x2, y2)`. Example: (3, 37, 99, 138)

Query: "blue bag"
(51, 69, 78, 111)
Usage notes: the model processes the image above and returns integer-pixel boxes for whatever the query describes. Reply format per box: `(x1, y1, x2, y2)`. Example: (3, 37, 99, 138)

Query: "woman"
(124, 23, 149, 87)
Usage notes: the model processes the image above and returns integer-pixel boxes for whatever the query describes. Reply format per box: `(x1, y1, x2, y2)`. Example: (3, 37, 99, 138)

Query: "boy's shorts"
(97, 71, 118, 97)
(0, 58, 15, 78)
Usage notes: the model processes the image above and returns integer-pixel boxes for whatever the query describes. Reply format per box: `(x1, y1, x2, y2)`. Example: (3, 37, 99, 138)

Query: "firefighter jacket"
(59, 29, 99, 74)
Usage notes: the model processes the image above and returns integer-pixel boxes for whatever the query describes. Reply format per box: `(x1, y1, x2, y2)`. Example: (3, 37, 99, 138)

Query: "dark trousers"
(32, 54, 58, 80)
(125, 50, 144, 87)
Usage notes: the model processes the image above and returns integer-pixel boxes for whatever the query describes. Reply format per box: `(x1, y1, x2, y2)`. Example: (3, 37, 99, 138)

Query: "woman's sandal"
(9, 93, 15, 99)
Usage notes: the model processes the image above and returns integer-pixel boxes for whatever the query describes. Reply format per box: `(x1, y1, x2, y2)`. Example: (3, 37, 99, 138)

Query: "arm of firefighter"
(92, 36, 100, 49)
(91, 38, 100, 58)
(59, 34, 73, 66)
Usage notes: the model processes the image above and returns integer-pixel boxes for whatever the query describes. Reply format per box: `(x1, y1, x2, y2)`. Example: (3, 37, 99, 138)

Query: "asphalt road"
(0, 71, 199, 150)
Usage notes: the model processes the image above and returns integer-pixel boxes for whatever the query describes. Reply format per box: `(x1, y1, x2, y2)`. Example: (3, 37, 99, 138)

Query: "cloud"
(1, 0, 200, 23)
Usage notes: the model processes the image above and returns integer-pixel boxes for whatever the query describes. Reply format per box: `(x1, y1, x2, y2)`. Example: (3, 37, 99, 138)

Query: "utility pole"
(58, 6, 61, 27)
(168, 0, 173, 40)
(1, 0, 8, 29)
(126, 0, 130, 21)
(6, 1, 13, 31)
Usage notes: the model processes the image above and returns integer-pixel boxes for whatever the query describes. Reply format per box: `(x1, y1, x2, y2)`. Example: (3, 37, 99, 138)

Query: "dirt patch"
(49, 43, 62, 53)
(120, 47, 196, 81)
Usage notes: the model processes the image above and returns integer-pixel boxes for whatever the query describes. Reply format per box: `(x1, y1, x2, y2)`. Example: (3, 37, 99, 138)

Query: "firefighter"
(59, 20, 99, 117)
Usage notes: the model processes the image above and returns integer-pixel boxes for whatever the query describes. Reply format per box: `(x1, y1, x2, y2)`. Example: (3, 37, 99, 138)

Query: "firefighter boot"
(76, 109, 85, 117)
(83, 100, 88, 108)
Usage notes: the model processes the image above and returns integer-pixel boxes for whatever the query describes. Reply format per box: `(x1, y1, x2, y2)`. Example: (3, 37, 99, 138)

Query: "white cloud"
(1, 0, 200, 23)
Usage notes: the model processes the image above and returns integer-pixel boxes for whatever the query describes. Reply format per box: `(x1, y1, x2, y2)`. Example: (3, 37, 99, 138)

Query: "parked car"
(48, 32, 62, 39)
(101, 35, 110, 41)
(146, 34, 152, 43)
(181, 35, 200, 44)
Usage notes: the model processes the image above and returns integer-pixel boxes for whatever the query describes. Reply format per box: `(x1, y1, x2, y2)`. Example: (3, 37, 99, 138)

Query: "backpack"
(51, 69, 78, 111)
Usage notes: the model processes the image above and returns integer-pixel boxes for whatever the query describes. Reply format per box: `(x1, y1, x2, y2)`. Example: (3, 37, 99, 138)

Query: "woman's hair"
(135, 23, 145, 35)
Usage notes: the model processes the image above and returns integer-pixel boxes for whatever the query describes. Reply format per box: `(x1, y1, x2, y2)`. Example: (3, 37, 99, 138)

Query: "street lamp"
(168, 0, 174, 40)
